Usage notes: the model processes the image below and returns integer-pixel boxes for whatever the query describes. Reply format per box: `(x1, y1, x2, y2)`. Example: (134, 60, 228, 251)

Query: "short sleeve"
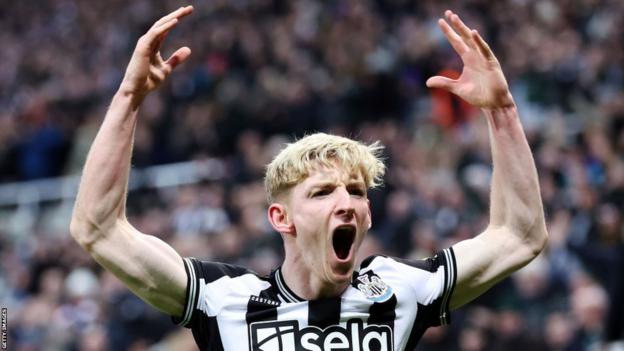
(172, 257, 252, 328)
(362, 247, 456, 328)
(396, 247, 457, 326)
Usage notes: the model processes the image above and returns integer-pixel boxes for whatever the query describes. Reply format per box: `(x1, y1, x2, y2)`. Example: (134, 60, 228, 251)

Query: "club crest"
(353, 272, 393, 302)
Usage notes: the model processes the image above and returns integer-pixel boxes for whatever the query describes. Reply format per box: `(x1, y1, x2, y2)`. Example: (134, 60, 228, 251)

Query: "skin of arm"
(69, 6, 194, 317)
(426, 11, 548, 309)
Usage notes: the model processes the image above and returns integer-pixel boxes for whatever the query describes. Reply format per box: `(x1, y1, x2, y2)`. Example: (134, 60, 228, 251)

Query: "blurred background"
(1, 0, 623, 350)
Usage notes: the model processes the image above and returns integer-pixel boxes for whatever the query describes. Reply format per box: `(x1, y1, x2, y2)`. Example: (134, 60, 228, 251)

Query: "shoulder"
(359, 248, 456, 273)
(357, 249, 457, 303)
(183, 257, 263, 283)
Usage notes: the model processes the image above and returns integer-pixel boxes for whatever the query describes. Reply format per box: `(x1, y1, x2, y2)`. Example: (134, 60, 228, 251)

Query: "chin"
(333, 271, 352, 282)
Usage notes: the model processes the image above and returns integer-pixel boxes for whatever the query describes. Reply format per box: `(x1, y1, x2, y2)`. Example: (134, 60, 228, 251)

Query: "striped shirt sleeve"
(172, 257, 198, 327)
(395, 247, 458, 327)
(173, 257, 252, 328)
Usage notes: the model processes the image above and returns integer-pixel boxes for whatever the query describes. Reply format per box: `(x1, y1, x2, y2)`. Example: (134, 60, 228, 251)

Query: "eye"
(348, 187, 366, 197)
(312, 188, 332, 197)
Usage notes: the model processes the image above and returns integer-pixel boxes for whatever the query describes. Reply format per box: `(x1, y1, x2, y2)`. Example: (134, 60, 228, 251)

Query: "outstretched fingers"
(151, 6, 194, 30)
(143, 6, 194, 51)
(471, 30, 495, 61)
(438, 18, 469, 57)
(120, 6, 193, 101)
(446, 10, 475, 49)
(144, 18, 179, 51)
(440, 10, 496, 62)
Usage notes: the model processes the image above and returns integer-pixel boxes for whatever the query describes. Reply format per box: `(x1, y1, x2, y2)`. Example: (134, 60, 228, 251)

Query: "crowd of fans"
(1, 0, 623, 349)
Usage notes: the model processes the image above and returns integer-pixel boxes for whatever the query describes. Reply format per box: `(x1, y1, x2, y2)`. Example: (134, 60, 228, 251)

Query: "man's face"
(285, 164, 371, 285)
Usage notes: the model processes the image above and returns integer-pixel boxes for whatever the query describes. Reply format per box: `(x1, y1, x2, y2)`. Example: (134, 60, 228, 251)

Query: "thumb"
(165, 46, 192, 70)
(426, 76, 457, 92)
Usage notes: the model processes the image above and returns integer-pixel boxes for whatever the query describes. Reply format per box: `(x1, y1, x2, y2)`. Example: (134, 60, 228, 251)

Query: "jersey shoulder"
(359, 248, 455, 273)
(185, 257, 261, 283)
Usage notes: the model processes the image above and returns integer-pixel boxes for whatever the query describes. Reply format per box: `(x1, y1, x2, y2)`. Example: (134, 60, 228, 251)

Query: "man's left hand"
(426, 10, 514, 109)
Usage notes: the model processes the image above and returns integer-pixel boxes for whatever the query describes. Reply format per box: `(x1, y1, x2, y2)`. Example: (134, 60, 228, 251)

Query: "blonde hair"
(265, 133, 385, 202)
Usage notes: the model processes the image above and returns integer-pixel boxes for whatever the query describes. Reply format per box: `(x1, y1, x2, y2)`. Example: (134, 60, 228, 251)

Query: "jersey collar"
(274, 267, 305, 303)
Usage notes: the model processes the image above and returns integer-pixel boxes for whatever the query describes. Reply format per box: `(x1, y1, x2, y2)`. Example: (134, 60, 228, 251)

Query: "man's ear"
(268, 203, 295, 235)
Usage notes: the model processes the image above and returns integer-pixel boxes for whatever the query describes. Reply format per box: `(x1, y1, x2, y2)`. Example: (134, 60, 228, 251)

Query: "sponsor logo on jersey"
(354, 271, 393, 303)
(249, 319, 393, 351)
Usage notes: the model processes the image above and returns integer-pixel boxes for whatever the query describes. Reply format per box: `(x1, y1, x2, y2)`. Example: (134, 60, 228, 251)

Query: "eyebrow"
(308, 182, 335, 189)
(308, 180, 366, 189)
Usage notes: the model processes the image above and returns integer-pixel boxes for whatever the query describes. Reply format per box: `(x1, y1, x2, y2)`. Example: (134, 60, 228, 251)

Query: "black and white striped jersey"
(173, 248, 457, 351)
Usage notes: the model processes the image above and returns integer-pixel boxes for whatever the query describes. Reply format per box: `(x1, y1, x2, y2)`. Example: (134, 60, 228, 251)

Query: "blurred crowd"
(1, 0, 623, 350)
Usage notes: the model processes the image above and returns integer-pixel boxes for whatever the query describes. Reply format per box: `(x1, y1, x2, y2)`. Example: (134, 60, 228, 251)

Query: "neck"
(281, 250, 349, 300)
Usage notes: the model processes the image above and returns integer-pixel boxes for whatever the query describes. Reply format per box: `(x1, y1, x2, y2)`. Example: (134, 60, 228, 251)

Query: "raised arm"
(426, 10, 548, 309)
(70, 6, 194, 317)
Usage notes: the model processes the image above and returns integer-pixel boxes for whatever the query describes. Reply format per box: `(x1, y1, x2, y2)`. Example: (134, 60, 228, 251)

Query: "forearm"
(485, 104, 547, 251)
(71, 92, 140, 245)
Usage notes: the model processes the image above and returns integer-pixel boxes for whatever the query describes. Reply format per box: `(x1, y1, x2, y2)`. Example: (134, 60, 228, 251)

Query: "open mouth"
(332, 225, 356, 260)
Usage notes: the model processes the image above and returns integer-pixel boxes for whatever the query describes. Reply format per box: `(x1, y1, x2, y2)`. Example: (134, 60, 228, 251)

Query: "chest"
(211, 280, 417, 351)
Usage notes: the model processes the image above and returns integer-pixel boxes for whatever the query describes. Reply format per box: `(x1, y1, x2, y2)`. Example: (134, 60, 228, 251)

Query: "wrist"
(482, 103, 516, 114)
(115, 86, 145, 111)
(482, 103, 523, 132)
(481, 91, 516, 112)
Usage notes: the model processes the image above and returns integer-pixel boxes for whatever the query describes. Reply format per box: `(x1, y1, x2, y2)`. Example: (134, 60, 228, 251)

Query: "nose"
(334, 187, 355, 218)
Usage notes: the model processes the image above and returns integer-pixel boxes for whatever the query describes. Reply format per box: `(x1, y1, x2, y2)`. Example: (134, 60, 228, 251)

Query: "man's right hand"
(119, 6, 193, 108)
(71, 6, 195, 318)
